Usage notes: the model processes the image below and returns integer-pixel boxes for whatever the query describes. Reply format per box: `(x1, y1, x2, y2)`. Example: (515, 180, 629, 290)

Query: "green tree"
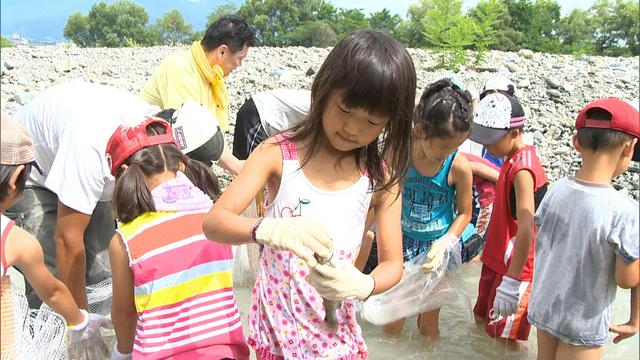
(332, 8, 370, 38)
(556, 9, 595, 54)
(421, 0, 476, 70)
(288, 21, 337, 47)
(468, 0, 515, 50)
(590, 0, 639, 56)
(239, 0, 302, 46)
(238, 0, 337, 46)
(0, 36, 14, 48)
(468, 0, 504, 62)
(206, 1, 238, 28)
(63, 12, 93, 47)
(155, 9, 193, 45)
(422, 0, 464, 48)
(63, 1, 157, 47)
(396, 0, 436, 47)
(368, 9, 401, 36)
(504, 0, 561, 52)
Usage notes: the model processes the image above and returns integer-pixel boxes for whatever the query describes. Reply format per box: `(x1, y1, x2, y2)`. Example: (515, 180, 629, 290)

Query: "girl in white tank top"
(203, 29, 417, 359)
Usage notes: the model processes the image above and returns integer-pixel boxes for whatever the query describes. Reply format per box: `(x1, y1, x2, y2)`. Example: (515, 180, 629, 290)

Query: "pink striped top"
(118, 209, 249, 359)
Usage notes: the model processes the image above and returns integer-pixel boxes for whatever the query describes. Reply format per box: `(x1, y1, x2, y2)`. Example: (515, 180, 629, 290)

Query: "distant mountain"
(1, 0, 236, 43)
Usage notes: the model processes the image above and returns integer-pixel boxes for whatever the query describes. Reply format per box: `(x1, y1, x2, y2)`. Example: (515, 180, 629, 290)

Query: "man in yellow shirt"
(141, 15, 255, 176)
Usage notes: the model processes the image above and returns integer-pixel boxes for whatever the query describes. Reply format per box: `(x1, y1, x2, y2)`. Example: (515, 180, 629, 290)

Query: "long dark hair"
(288, 29, 416, 192)
(414, 78, 473, 139)
(112, 123, 220, 223)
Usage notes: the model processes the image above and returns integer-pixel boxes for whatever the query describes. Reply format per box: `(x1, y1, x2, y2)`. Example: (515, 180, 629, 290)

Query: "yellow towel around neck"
(191, 41, 229, 130)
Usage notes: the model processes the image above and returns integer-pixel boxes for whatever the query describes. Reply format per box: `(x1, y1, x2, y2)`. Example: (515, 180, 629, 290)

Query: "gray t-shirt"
(528, 177, 639, 345)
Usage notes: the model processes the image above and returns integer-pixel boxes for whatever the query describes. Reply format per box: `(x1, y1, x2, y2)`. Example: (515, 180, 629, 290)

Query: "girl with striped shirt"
(107, 117, 249, 359)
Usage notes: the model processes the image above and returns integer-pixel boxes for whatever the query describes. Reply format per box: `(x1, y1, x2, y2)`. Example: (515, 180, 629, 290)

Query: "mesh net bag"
(4, 289, 68, 360)
(232, 192, 264, 288)
(85, 278, 116, 351)
(1, 276, 17, 360)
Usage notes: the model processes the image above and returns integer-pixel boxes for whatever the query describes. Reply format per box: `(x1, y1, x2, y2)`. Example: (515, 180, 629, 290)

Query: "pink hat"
(1, 112, 43, 173)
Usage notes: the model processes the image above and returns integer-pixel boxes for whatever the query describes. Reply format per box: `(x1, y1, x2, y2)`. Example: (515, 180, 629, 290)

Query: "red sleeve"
(507, 147, 545, 188)
(1, 220, 15, 272)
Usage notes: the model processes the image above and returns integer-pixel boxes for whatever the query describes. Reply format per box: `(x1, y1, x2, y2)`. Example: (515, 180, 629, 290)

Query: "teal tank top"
(401, 151, 457, 243)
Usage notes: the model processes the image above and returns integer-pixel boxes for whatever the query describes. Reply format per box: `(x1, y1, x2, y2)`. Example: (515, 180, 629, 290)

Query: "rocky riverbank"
(1, 45, 638, 197)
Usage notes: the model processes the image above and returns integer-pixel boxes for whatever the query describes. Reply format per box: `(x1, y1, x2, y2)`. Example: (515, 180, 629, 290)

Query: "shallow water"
(7, 259, 637, 359)
(234, 260, 638, 359)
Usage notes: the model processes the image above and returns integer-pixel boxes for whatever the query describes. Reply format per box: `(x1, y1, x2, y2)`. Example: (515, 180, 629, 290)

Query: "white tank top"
(265, 133, 372, 254)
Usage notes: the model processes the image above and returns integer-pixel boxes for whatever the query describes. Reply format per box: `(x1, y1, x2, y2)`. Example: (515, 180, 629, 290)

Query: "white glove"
(306, 260, 375, 301)
(254, 217, 332, 267)
(68, 310, 113, 345)
(492, 276, 521, 317)
(111, 343, 132, 360)
(421, 234, 458, 272)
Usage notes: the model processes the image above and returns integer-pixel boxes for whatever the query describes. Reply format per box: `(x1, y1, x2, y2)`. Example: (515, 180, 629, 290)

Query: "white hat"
(171, 101, 224, 163)
(481, 76, 517, 99)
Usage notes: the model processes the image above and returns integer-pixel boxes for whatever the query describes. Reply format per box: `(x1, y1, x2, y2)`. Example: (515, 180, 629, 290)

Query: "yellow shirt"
(140, 50, 229, 131)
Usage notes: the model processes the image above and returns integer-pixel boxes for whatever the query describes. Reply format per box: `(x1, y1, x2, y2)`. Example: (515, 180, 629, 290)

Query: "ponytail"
(181, 155, 221, 202)
(414, 79, 473, 139)
(112, 161, 156, 223)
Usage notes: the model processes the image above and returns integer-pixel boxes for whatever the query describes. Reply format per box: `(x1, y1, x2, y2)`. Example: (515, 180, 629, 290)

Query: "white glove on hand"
(421, 234, 458, 272)
(111, 343, 132, 360)
(254, 217, 332, 267)
(492, 276, 521, 317)
(306, 260, 375, 301)
(68, 310, 113, 345)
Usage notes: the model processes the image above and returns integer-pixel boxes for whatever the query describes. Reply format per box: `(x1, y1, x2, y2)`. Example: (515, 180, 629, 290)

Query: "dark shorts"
(232, 98, 268, 160)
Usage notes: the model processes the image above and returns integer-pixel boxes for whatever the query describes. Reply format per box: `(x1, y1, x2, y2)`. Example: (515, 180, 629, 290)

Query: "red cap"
(575, 97, 640, 138)
(106, 116, 178, 175)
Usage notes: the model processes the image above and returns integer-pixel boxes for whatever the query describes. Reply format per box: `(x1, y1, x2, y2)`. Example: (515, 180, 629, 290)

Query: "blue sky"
(1, 0, 597, 42)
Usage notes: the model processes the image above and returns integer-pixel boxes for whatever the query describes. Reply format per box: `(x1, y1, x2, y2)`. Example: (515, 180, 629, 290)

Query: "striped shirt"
(118, 209, 249, 359)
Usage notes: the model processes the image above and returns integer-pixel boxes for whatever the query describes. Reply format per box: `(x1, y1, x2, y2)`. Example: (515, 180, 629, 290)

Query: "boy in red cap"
(469, 92, 549, 347)
(528, 98, 639, 359)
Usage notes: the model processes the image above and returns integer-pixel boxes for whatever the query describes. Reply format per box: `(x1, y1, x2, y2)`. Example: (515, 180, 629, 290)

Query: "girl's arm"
(109, 234, 137, 355)
(7, 226, 84, 326)
(368, 182, 404, 294)
(505, 170, 535, 279)
(203, 139, 280, 245)
(354, 207, 375, 271)
(447, 154, 473, 238)
(469, 160, 499, 183)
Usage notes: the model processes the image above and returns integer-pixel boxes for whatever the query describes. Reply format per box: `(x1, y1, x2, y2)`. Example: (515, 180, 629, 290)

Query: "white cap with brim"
(481, 76, 517, 99)
(470, 93, 526, 145)
(171, 101, 225, 163)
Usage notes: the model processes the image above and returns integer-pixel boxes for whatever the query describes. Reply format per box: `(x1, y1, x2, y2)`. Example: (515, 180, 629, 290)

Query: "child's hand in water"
(253, 217, 332, 267)
(421, 234, 458, 272)
(306, 260, 375, 301)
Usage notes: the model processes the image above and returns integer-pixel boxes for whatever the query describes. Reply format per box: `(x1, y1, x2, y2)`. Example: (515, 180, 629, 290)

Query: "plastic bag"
(232, 243, 261, 287)
(360, 241, 465, 325)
